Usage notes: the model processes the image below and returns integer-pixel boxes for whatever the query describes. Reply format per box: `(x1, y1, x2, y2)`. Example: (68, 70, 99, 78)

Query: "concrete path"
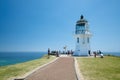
(25, 57, 77, 80)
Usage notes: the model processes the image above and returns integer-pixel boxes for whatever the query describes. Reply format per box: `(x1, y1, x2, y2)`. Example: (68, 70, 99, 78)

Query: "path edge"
(13, 57, 59, 80)
(74, 57, 84, 80)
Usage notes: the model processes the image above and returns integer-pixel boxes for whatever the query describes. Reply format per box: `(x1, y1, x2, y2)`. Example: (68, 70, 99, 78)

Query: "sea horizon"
(103, 52, 120, 56)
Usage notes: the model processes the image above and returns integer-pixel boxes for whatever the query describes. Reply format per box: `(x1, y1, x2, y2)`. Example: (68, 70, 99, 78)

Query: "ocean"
(103, 52, 120, 56)
(0, 52, 47, 66)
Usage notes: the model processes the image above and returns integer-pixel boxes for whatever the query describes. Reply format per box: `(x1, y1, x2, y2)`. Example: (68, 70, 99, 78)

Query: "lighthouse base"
(73, 50, 89, 56)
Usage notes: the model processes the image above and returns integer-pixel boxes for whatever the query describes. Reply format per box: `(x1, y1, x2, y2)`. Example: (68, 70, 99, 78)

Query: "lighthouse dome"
(76, 15, 88, 26)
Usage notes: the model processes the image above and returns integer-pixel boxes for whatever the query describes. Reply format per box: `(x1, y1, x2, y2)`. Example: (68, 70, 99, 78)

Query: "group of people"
(47, 48, 62, 58)
(47, 48, 74, 58)
(63, 50, 74, 56)
(48, 48, 104, 58)
(92, 50, 104, 58)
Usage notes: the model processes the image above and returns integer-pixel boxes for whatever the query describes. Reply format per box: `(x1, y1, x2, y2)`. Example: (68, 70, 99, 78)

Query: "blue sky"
(0, 0, 120, 52)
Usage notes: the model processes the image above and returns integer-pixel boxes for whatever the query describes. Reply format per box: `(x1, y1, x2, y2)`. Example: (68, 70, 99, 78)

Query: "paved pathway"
(25, 57, 77, 80)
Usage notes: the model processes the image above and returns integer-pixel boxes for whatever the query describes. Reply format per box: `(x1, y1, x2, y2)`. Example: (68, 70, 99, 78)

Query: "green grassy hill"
(77, 56, 120, 80)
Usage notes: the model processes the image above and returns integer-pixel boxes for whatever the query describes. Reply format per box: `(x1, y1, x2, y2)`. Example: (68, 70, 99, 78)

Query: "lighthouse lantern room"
(73, 15, 92, 56)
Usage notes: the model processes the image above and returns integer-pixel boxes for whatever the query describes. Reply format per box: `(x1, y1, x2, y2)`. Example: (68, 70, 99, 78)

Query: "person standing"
(93, 51, 96, 58)
(88, 50, 91, 56)
(71, 50, 73, 56)
(48, 48, 50, 59)
(56, 51, 59, 57)
(100, 53, 104, 58)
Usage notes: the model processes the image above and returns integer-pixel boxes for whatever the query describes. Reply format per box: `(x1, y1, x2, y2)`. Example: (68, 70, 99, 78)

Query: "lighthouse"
(73, 15, 92, 56)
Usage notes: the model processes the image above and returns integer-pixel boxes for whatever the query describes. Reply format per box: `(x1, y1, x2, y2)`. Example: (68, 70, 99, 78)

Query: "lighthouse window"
(77, 38, 79, 43)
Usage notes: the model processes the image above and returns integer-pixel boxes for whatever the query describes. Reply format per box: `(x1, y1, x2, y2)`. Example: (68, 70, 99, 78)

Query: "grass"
(77, 56, 120, 80)
(0, 55, 56, 80)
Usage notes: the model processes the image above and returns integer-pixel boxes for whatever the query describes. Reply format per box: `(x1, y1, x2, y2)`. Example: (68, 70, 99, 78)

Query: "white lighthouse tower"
(73, 15, 92, 56)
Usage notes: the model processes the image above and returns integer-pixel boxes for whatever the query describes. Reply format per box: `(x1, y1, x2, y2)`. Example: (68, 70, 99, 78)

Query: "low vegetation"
(0, 55, 56, 80)
(77, 56, 120, 80)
